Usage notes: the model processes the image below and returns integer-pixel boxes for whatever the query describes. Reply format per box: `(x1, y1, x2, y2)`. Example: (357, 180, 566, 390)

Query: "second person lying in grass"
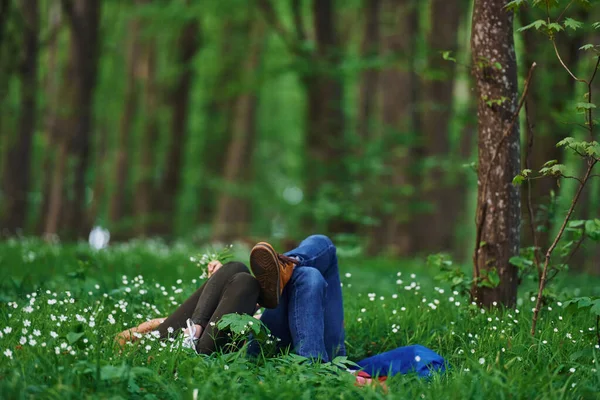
(117, 235, 346, 362)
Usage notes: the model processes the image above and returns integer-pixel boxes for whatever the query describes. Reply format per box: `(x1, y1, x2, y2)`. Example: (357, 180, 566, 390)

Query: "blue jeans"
(260, 234, 346, 362)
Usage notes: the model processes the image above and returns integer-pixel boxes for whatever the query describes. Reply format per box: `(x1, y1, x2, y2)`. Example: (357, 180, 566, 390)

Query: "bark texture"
(413, 0, 463, 254)
(197, 20, 239, 225)
(109, 18, 141, 227)
(44, 0, 101, 238)
(356, 0, 381, 140)
(368, 0, 416, 255)
(1, 0, 39, 234)
(471, 0, 521, 307)
(36, 1, 61, 234)
(134, 36, 159, 236)
(303, 0, 347, 233)
(212, 19, 264, 242)
(158, 15, 201, 236)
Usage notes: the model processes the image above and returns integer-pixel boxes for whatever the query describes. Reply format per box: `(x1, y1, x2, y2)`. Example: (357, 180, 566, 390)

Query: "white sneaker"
(181, 318, 198, 353)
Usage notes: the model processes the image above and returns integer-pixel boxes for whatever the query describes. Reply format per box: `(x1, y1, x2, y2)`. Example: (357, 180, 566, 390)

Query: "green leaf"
(593, 22, 600, 30)
(66, 332, 85, 344)
(532, 0, 559, 8)
(580, 44, 596, 51)
(217, 313, 266, 336)
(591, 300, 600, 316)
(550, 164, 566, 175)
(576, 102, 597, 113)
(442, 51, 456, 62)
(100, 365, 128, 381)
(451, 276, 464, 286)
(487, 269, 500, 288)
(568, 220, 586, 228)
(584, 141, 600, 157)
(512, 174, 525, 186)
(332, 356, 360, 369)
(505, 0, 527, 12)
(509, 256, 533, 270)
(518, 20, 547, 32)
(585, 219, 600, 241)
(539, 164, 565, 177)
(570, 348, 592, 362)
(564, 18, 584, 31)
(556, 137, 575, 147)
(542, 160, 558, 168)
(547, 22, 563, 33)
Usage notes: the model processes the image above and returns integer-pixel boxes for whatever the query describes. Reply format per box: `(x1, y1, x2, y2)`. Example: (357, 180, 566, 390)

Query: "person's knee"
(220, 261, 250, 276)
(291, 267, 327, 294)
(228, 272, 260, 296)
(307, 234, 334, 248)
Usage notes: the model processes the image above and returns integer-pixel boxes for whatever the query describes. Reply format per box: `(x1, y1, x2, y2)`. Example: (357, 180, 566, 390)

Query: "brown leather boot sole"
(250, 242, 281, 309)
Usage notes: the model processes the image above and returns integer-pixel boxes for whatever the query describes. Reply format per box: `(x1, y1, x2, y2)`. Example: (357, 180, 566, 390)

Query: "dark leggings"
(156, 262, 260, 354)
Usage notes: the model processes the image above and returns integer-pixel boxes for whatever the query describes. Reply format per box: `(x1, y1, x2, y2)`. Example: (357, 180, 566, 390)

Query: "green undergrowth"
(0, 239, 599, 399)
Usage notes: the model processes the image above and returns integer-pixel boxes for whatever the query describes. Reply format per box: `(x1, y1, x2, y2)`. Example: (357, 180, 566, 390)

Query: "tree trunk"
(1, 0, 39, 234)
(43, 26, 76, 238)
(471, 0, 521, 307)
(366, 0, 415, 255)
(44, 0, 101, 238)
(134, 36, 159, 236)
(196, 20, 248, 225)
(109, 18, 141, 229)
(0, 0, 18, 118)
(413, 0, 463, 254)
(212, 19, 264, 242)
(89, 126, 107, 227)
(303, 0, 347, 234)
(36, 1, 61, 234)
(66, 0, 101, 238)
(44, 140, 68, 237)
(356, 0, 381, 140)
(157, 16, 201, 236)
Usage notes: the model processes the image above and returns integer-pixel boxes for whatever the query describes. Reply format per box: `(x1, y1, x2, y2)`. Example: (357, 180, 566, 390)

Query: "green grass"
(1, 238, 599, 399)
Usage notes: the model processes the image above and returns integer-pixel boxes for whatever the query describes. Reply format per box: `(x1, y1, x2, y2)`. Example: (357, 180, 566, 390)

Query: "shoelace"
(185, 318, 197, 341)
(278, 253, 299, 266)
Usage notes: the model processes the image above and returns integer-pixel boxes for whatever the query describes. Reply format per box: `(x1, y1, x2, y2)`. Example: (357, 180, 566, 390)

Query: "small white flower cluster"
(190, 245, 234, 279)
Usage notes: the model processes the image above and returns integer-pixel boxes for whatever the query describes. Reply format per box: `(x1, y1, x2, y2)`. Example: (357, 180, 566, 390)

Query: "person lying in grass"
(115, 259, 260, 353)
(116, 235, 346, 362)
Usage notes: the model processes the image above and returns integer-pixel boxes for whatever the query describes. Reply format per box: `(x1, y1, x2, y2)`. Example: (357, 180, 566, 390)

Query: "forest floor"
(0, 239, 599, 399)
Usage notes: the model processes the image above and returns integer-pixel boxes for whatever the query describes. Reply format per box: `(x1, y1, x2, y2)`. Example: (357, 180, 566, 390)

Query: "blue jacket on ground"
(356, 345, 446, 378)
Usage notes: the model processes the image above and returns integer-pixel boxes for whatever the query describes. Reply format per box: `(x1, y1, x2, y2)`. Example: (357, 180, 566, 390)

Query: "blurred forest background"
(0, 0, 598, 272)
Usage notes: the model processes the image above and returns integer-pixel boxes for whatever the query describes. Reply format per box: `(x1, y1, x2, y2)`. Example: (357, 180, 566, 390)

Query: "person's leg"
(195, 272, 260, 354)
(284, 234, 337, 278)
(286, 235, 346, 360)
(252, 234, 346, 361)
(115, 317, 166, 347)
(286, 267, 328, 361)
(156, 261, 249, 339)
(256, 283, 293, 352)
(190, 262, 251, 328)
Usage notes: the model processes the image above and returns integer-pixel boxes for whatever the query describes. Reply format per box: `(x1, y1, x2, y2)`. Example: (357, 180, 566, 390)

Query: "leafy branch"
(508, 0, 600, 336)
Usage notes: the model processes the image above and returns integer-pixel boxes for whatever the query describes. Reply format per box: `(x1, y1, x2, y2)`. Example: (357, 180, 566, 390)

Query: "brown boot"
(250, 242, 298, 309)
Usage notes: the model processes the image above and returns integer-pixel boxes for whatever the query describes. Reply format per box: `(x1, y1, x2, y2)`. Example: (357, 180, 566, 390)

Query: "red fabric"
(356, 370, 387, 382)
